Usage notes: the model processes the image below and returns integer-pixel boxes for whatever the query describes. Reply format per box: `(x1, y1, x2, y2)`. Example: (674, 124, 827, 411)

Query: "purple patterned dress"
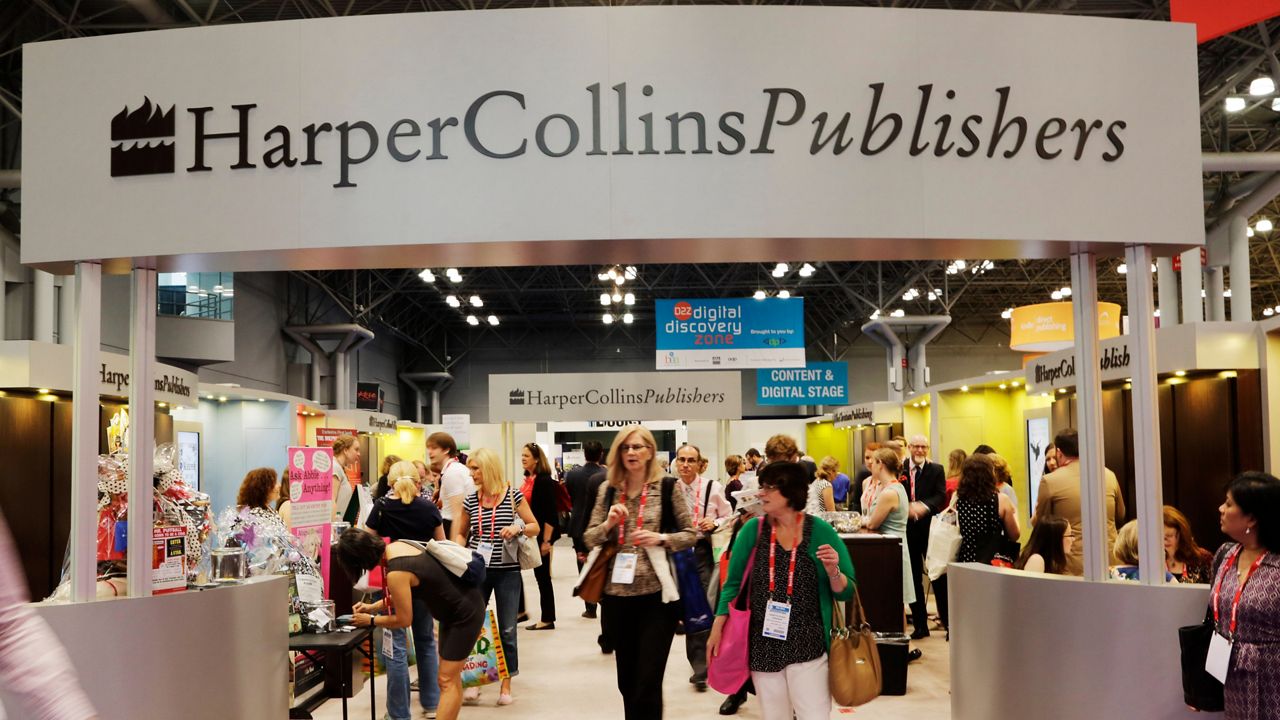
(1211, 543, 1280, 720)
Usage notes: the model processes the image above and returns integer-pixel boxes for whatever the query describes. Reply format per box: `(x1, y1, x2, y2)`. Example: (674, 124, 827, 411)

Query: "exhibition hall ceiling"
(3, 0, 1280, 359)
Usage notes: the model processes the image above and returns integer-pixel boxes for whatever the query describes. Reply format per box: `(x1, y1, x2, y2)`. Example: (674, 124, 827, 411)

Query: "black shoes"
(526, 621, 555, 631)
(598, 635, 613, 654)
(909, 628, 930, 640)
(582, 608, 598, 619)
(908, 648, 923, 662)
(719, 693, 746, 715)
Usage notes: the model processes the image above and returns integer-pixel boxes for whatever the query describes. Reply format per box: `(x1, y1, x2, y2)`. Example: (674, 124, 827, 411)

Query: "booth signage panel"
(1009, 302, 1122, 353)
(326, 410, 399, 433)
(23, 7, 1202, 272)
(833, 401, 903, 428)
(287, 446, 333, 598)
(1025, 335, 1132, 392)
(355, 382, 382, 411)
(490, 371, 741, 422)
(314, 427, 354, 447)
(657, 298, 803, 369)
(756, 362, 847, 405)
(442, 413, 471, 451)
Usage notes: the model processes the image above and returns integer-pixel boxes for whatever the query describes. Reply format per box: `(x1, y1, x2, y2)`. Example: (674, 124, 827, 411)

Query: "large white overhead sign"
(23, 8, 1202, 272)
(489, 371, 742, 422)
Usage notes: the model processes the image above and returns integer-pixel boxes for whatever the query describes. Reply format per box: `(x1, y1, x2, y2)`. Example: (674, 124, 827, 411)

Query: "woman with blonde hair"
(860, 447, 920, 660)
(984, 453, 1020, 515)
(364, 460, 445, 720)
(583, 425, 697, 720)
(453, 448, 538, 706)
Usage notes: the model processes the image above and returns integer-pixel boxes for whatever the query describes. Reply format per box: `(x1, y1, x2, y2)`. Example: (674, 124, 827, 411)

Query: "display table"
(289, 627, 375, 720)
(839, 533, 904, 633)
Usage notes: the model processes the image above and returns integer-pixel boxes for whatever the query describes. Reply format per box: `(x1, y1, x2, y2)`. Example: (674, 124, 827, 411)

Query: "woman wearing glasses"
(583, 426, 697, 720)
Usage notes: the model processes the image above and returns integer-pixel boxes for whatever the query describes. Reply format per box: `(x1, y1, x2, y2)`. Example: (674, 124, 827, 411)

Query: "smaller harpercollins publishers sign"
(1025, 336, 1131, 393)
(489, 372, 742, 422)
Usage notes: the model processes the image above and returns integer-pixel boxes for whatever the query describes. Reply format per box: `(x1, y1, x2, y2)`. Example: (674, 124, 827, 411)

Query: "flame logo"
(111, 97, 176, 177)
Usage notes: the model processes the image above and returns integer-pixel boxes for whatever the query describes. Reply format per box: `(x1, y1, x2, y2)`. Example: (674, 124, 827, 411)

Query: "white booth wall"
(171, 399, 295, 514)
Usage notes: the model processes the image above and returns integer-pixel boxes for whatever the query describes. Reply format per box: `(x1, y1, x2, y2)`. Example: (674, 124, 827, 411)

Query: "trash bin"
(874, 632, 909, 696)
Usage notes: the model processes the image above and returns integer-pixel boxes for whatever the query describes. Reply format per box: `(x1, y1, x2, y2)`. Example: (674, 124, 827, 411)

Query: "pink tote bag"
(707, 520, 764, 694)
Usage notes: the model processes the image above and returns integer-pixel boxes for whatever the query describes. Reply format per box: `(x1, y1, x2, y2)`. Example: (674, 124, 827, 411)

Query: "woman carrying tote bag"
(707, 461, 856, 720)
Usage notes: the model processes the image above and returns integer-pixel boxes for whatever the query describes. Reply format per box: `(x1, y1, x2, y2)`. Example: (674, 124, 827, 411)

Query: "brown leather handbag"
(828, 591, 881, 707)
(575, 543, 618, 605)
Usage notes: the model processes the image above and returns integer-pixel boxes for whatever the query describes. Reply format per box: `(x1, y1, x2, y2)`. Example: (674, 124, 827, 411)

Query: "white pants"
(750, 654, 831, 720)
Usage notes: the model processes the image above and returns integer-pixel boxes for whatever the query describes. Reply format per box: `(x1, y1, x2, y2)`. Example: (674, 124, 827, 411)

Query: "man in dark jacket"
(565, 441, 607, 618)
(902, 434, 947, 639)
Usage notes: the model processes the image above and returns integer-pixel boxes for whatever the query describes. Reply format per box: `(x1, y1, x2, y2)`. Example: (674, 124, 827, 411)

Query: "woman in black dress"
(521, 442, 560, 631)
(338, 529, 485, 720)
(955, 455, 1020, 564)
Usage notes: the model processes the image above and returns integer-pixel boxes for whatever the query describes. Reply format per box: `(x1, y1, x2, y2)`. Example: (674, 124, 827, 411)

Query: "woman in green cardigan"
(707, 461, 856, 720)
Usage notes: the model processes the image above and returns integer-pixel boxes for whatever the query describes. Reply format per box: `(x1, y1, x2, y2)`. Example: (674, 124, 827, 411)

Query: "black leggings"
(601, 592, 678, 720)
(532, 547, 556, 622)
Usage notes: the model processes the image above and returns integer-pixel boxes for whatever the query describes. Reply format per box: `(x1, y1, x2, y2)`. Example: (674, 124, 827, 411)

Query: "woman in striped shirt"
(451, 448, 538, 707)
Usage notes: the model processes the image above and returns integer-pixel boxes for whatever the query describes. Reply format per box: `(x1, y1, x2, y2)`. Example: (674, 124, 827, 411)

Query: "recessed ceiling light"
(1250, 77, 1276, 96)
(1225, 96, 1247, 112)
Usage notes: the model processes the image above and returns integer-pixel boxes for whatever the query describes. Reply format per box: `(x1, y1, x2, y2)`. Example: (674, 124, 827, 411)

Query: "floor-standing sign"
(287, 446, 334, 599)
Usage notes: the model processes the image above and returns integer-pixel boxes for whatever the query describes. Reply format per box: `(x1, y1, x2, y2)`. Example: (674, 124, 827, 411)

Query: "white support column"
(1180, 248, 1202, 323)
(58, 276, 77, 344)
(127, 267, 157, 598)
(888, 344, 905, 402)
(1206, 268, 1225, 321)
(1070, 252, 1109, 582)
(1156, 257, 1179, 325)
(33, 269, 55, 342)
(1229, 216, 1253, 321)
(70, 262, 101, 603)
(1125, 245, 1165, 588)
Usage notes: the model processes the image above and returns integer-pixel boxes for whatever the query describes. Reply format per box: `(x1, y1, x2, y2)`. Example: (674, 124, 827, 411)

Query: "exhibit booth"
(17, 6, 1207, 718)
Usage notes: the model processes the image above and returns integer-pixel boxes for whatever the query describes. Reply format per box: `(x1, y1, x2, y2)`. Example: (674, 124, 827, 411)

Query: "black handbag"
(1178, 613, 1224, 712)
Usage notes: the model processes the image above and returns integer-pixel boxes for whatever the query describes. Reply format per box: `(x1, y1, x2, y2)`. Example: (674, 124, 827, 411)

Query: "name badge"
(762, 600, 792, 641)
(611, 552, 638, 585)
(1206, 631, 1232, 684)
(477, 541, 494, 567)
(381, 627, 395, 659)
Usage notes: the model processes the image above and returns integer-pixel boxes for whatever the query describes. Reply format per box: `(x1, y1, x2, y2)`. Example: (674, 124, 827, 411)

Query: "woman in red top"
(944, 449, 966, 507)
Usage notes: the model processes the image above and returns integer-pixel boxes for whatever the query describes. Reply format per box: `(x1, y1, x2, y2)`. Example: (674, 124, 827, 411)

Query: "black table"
(840, 533, 905, 634)
(289, 627, 374, 720)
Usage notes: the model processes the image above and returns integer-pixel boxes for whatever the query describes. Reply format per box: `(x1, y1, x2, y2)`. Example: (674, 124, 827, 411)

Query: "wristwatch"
(658, 533, 668, 547)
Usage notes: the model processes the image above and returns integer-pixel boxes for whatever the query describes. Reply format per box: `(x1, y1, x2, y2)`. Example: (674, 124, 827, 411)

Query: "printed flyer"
(288, 446, 334, 597)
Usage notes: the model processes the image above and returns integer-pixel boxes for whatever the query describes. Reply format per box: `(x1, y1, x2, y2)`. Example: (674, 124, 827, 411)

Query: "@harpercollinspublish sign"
(489, 371, 742, 422)
(655, 298, 804, 370)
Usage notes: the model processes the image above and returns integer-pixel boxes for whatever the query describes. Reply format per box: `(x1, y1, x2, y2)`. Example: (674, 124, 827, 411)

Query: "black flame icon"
(111, 97, 176, 177)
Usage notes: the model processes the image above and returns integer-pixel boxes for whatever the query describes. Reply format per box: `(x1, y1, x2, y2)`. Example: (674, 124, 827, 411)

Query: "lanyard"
(690, 478, 703, 523)
(620, 487, 648, 546)
(380, 556, 393, 613)
(769, 515, 804, 598)
(477, 493, 499, 540)
(1212, 546, 1269, 637)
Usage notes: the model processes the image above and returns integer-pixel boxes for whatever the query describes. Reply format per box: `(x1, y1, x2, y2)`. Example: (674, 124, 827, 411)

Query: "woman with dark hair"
(521, 442, 560, 631)
(724, 455, 745, 510)
(955, 455, 1020, 564)
(1014, 514, 1072, 575)
(583, 425, 697, 720)
(1206, 471, 1280, 718)
(277, 468, 293, 527)
(236, 467, 286, 533)
(708, 462, 855, 720)
(1163, 505, 1212, 584)
(338, 529, 485, 720)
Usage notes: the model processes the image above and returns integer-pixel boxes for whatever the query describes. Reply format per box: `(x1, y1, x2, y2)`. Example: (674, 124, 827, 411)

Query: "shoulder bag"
(574, 485, 619, 605)
(925, 495, 961, 580)
(508, 489, 543, 570)
(829, 590, 882, 707)
(1178, 546, 1230, 711)
(706, 518, 764, 695)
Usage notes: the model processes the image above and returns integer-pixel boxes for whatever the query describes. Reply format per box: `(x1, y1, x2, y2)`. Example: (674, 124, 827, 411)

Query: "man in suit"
(902, 434, 946, 639)
(565, 441, 607, 619)
(1033, 428, 1126, 577)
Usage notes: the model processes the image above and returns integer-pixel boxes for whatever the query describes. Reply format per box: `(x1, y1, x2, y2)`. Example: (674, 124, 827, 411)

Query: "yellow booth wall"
(805, 421, 850, 477)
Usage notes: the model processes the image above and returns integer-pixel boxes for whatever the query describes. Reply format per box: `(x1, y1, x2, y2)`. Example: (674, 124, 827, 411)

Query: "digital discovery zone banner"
(655, 298, 804, 369)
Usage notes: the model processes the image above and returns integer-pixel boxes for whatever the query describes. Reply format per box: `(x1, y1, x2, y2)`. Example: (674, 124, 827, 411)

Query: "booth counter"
(950, 564, 1204, 720)
(21, 577, 288, 720)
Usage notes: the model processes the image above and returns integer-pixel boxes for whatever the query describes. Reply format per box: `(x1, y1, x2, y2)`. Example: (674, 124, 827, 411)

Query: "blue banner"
(756, 362, 848, 405)
(655, 297, 804, 370)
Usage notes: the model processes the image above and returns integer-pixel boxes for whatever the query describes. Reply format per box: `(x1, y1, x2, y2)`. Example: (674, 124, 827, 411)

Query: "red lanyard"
(477, 493, 499, 540)
(769, 514, 804, 598)
(620, 488, 648, 546)
(691, 479, 703, 523)
(1212, 546, 1268, 637)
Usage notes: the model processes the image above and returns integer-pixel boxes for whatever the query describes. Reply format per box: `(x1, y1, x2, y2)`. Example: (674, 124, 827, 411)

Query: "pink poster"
(287, 446, 334, 598)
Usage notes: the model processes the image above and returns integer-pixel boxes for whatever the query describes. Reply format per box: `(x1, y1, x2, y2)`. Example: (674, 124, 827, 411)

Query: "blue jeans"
(481, 568, 522, 676)
(385, 598, 439, 720)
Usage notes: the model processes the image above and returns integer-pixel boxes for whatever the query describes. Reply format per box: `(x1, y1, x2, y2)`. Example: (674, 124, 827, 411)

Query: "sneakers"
(422, 711, 437, 720)
(462, 688, 481, 706)
(497, 693, 514, 706)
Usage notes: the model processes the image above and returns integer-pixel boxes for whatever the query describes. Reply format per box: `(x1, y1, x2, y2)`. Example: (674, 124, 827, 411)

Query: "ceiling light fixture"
(446, 295, 460, 308)
(611, 291, 622, 303)
(600, 293, 611, 306)
(778, 290, 791, 299)
(623, 293, 635, 306)
(624, 266, 637, 280)
(623, 313, 634, 324)
(488, 315, 499, 326)
(469, 295, 483, 307)
(1257, 218, 1274, 233)
(466, 315, 479, 326)
(419, 269, 435, 283)
(603, 313, 614, 324)
(1051, 290, 1062, 301)
(1000, 308, 1012, 320)
(1060, 287, 1072, 297)
(1251, 76, 1276, 96)
(890, 309, 905, 318)
(1225, 96, 1247, 113)
(753, 290, 767, 300)
(799, 263, 815, 277)
(1117, 263, 1128, 274)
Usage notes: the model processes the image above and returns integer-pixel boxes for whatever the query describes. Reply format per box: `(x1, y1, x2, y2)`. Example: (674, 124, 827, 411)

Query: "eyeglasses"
(675, 457, 699, 463)
(619, 443, 651, 452)
(909, 444, 929, 450)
